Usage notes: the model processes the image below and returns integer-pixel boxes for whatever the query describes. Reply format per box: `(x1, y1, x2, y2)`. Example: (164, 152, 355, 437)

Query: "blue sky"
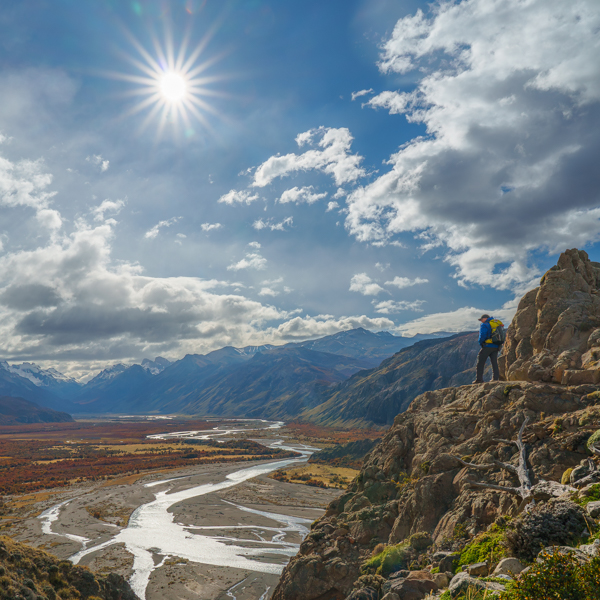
(1, 0, 599, 378)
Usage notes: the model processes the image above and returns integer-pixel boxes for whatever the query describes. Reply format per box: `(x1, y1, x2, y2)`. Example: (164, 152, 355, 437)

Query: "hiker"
(474, 314, 504, 383)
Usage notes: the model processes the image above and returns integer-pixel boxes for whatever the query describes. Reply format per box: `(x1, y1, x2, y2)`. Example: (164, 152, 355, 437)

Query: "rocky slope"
(0, 534, 135, 600)
(272, 249, 600, 600)
(302, 333, 478, 428)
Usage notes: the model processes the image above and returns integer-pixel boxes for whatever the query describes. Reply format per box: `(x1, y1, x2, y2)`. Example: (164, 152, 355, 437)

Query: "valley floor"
(1, 421, 349, 600)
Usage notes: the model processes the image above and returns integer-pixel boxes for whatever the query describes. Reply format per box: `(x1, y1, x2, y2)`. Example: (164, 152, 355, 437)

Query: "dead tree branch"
(452, 416, 541, 506)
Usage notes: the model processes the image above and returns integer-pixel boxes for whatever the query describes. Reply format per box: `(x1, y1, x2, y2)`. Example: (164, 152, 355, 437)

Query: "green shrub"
(561, 468, 573, 485)
(578, 483, 600, 506)
(587, 429, 600, 452)
(458, 525, 508, 567)
(500, 549, 600, 599)
(362, 542, 412, 577)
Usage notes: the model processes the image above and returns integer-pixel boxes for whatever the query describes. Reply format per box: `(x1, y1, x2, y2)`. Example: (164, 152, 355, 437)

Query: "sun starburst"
(108, 25, 226, 140)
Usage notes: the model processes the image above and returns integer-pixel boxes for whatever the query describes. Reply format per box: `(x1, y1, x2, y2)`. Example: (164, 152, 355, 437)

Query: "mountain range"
(0, 328, 478, 425)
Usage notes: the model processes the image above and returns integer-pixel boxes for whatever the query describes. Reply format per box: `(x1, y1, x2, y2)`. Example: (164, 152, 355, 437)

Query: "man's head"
(479, 314, 490, 322)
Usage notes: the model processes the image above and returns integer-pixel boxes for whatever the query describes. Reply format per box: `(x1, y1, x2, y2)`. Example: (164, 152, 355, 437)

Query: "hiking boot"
(471, 380, 484, 384)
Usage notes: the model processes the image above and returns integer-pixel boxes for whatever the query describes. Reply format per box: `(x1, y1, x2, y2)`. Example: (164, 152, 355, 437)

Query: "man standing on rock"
(474, 314, 501, 383)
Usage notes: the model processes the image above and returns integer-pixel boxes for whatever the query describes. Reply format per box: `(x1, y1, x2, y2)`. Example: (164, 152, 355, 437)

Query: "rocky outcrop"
(0, 535, 135, 600)
(501, 248, 600, 384)
(272, 380, 600, 600)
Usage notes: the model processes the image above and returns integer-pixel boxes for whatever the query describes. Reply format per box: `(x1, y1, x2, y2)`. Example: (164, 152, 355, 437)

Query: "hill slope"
(0, 396, 73, 425)
(302, 332, 478, 428)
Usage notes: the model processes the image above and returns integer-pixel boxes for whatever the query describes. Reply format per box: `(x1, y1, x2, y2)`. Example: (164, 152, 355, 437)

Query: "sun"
(160, 72, 187, 103)
(109, 26, 225, 139)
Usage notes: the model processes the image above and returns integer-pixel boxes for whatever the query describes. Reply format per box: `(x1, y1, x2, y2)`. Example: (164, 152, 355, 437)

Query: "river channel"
(38, 419, 321, 600)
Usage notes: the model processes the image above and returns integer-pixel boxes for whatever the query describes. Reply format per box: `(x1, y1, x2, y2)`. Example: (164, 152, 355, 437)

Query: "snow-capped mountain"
(84, 364, 128, 388)
(140, 357, 172, 375)
(0, 361, 78, 387)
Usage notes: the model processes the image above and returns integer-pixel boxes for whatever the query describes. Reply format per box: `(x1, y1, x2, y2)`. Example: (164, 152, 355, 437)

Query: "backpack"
(489, 318, 506, 345)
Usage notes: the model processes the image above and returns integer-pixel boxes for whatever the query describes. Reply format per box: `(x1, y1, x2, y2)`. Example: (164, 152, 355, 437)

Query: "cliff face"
(501, 248, 600, 385)
(272, 249, 600, 600)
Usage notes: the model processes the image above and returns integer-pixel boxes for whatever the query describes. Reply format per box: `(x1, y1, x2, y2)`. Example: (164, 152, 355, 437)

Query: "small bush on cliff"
(587, 429, 600, 452)
(500, 549, 600, 600)
(361, 542, 412, 577)
(561, 468, 573, 485)
(458, 523, 508, 568)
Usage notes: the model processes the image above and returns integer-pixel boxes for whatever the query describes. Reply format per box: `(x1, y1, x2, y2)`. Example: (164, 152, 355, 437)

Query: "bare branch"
(515, 416, 532, 495)
(452, 456, 518, 476)
(590, 443, 600, 458)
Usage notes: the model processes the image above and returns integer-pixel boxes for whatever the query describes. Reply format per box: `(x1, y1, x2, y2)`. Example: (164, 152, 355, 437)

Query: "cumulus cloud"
(326, 201, 340, 212)
(218, 189, 259, 204)
(349, 273, 385, 296)
(265, 314, 394, 341)
(385, 276, 429, 289)
(201, 222, 222, 232)
(227, 252, 267, 271)
(144, 217, 180, 240)
(92, 199, 125, 222)
(259, 287, 279, 297)
(373, 299, 426, 314)
(396, 302, 517, 336)
(351, 88, 374, 101)
(253, 217, 293, 231)
(279, 186, 327, 205)
(0, 153, 62, 232)
(346, 0, 600, 290)
(86, 154, 109, 172)
(252, 127, 366, 188)
(0, 218, 287, 362)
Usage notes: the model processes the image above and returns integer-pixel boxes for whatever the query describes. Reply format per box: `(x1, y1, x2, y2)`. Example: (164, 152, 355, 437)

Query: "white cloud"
(279, 186, 327, 205)
(0, 153, 61, 232)
(326, 201, 339, 212)
(375, 262, 390, 272)
(253, 217, 293, 231)
(349, 273, 386, 296)
(248, 241, 261, 249)
(351, 88, 374, 101)
(373, 299, 426, 314)
(144, 217, 180, 240)
(201, 222, 222, 232)
(385, 276, 429, 289)
(36, 208, 62, 231)
(396, 302, 518, 336)
(346, 0, 600, 290)
(86, 154, 109, 172)
(252, 127, 366, 188)
(92, 199, 125, 222)
(265, 314, 394, 341)
(218, 189, 259, 205)
(227, 252, 267, 271)
(259, 287, 279, 297)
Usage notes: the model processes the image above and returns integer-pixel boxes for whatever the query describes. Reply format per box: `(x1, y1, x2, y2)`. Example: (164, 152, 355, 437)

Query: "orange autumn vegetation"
(284, 422, 383, 444)
(0, 420, 297, 496)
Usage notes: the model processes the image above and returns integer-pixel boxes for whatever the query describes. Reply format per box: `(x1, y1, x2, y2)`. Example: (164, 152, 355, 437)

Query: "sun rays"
(108, 23, 227, 140)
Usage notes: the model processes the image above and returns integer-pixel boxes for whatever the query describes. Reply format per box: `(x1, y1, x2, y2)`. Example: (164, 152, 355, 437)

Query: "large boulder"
(505, 500, 589, 561)
(500, 249, 600, 383)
